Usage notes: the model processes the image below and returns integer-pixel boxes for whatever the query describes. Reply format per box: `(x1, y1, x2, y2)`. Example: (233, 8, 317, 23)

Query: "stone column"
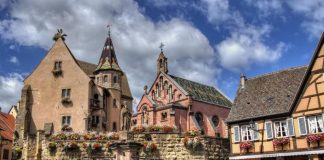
(110, 141, 142, 160)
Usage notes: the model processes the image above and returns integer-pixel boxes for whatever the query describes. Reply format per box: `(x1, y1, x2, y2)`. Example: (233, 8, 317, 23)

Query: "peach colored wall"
(24, 39, 91, 134)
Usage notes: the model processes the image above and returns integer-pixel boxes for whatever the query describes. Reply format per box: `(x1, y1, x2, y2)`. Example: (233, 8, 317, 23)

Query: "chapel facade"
(14, 29, 133, 141)
(132, 49, 232, 137)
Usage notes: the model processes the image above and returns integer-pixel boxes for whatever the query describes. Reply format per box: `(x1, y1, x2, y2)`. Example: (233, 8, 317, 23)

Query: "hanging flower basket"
(273, 137, 289, 147)
(306, 134, 321, 143)
(182, 137, 202, 151)
(240, 141, 253, 150)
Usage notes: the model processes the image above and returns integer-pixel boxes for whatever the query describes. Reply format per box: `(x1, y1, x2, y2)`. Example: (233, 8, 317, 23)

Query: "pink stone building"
(132, 50, 232, 137)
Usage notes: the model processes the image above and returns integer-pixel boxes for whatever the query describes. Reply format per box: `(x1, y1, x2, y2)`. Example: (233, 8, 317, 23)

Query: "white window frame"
(307, 115, 324, 134)
(62, 88, 71, 98)
(62, 115, 71, 126)
(274, 120, 288, 138)
(233, 125, 240, 143)
(241, 125, 253, 141)
(265, 121, 273, 139)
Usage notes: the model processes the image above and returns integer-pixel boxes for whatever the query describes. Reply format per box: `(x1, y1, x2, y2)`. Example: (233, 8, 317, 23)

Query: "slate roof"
(227, 66, 308, 123)
(76, 60, 132, 99)
(0, 112, 15, 141)
(169, 75, 232, 107)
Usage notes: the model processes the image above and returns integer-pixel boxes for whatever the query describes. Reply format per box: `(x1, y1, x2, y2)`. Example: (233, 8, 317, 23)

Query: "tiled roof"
(227, 66, 307, 123)
(77, 60, 132, 98)
(169, 75, 232, 107)
(0, 112, 15, 141)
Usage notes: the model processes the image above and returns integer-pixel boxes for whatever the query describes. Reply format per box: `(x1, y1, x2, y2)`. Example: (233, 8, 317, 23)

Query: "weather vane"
(159, 42, 164, 52)
(107, 24, 111, 36)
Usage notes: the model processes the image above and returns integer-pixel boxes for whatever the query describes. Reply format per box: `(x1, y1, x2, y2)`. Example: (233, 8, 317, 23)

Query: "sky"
(0, 0, 323, 112)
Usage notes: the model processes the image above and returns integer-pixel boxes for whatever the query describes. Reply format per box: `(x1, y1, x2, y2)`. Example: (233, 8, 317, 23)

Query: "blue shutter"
(233, 126, 240, 142)
(298, 117, 307, 135)
(253, 123, 259, 140)
(265, 121, 273, 139)
(287, 118, 295, 136)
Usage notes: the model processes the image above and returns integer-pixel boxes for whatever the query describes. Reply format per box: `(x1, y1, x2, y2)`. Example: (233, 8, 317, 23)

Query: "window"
(178, 94, 182, 100)
(211, 115, 219, 127)
(92, 115, 99, 127)
(195, 112, 203, 126)
(96, 77, 99, 83)
(161, 112, 167, 121)
(113, 76, 117, 83)
(61, 89, 71, 98)
(113, 99, 117, 108)
(152, 90, 155, 99)
(94, 94, 99, 100)
(112, 122, 117, 131)
(241, 125, 253, 141)
(2, 149, 9, 160)
(168, 85, 172, 101)
(104, 75, 108, 83)
(62, 116, 71, 126)
(274, 121, 288, 137)
(308, 115, 324, 133)
(132, 119, 137, 125)
(54, 61, 62, 70)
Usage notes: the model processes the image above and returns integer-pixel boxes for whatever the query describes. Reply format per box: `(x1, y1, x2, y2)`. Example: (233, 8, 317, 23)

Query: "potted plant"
(161, 125, 174, 133)
(273, 137, 289, 150)
(63, 142, 79, 152)
(240, 141, 253, 153)
(183, 137, 202, 151)
(61, 125, 73, 132)
(143, 142, 158, 154)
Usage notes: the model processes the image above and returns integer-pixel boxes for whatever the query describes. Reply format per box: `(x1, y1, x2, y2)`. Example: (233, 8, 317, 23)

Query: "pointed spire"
(157, 42, 168, 75)
(95, 26, 122, 73)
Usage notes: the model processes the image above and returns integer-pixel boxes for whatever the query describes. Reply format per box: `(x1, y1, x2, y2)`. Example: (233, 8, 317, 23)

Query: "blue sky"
(0, 0, 323, 111)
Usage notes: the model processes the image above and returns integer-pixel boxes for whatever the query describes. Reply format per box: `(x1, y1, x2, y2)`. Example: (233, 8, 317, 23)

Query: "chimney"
(240, 73, 246, 89)
(144, 85, 148, 95)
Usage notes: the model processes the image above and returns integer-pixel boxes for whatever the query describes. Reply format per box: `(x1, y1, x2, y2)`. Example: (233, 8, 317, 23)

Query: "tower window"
(195, 112, 203, 127)
(104, 75, 108, 83)
(92, 115, 100, 127)
(113, 76, 118, 83)
(211, 115, 219, 127)
(159, 59, 163, 68)
(113, 99, 117, 108)
(62, 89, 71, 98)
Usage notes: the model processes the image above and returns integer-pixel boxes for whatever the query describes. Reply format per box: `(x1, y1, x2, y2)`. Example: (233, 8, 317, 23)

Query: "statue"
(121, 105, 131, 131)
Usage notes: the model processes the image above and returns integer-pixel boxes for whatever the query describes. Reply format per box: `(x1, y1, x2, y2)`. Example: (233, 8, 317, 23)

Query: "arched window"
(164, 81, 168, 90)
(152, 90, 155, 99)
(112, 122, 117, 131)
(195, 112, 204, 127)
(156, 84, 160, 97)
(212, 115, 219, 127)
(113, 99, 117, 108)
(113, 76, 118, 83)
(168, 85, 172, 101)
(104, 75, 108, 83)
(178, 94, 182, 100)
(159, 59, 163, 68)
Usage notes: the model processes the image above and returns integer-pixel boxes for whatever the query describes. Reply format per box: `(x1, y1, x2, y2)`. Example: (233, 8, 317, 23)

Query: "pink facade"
(132, 51, 232, 137)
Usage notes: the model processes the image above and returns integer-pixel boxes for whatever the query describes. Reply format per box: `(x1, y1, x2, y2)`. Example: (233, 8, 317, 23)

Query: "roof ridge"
(248, 65, 308, 81)
(76, 59, 96, 66)
(168, 74, 215, 89)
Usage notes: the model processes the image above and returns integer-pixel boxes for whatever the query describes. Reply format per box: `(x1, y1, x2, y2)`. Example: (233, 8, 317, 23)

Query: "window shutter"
(253, 123, 259, 140)
(298, 117, 307, 135)
(233, 126, 240, 142)
(287, 118, 295, 136)
(265, 121, 273, 139)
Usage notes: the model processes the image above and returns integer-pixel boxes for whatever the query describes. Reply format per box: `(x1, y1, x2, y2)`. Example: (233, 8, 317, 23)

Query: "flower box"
(240, 141, 253, 150)
(143, 142, 158, 154)
(273, 137, 289, 147)
(306, 134, 321, 143)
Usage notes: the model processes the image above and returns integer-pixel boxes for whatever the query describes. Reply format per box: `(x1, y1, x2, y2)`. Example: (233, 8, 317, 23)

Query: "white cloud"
(245, 0, 283, 17)
(286, 0, 324, 38)
(0, 73, 24, 112)
(9, 56, 19, 64)
(0, 0, 220, 109)
(216, 25, 286, 72)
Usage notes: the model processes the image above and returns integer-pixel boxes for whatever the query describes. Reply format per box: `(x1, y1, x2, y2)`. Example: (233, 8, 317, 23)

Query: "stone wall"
(22, 132, 229, 160)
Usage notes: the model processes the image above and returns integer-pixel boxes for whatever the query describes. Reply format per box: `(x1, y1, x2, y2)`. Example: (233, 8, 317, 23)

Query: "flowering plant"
(61, 125, 73, 132)
(143, 142, 158, 154)
(273, 137, 289, 146)
(51, 133, 67, 140)
(240, 141, 253, 150)
(183, 137, 202, 151)
(48, 142, 57, 152)
(68, 133, 81, 140)
(132, 126, 146, 133)
(92, 143, 102, 151)
(83, 133, 96, 140)
(148, 125, 161, 132)
(306, 134, 321, 143)
(184, 130, 199, 137)
(107, 132, 119, 140)
(63, 142, 79, 152)
(161, 125, 174, 133)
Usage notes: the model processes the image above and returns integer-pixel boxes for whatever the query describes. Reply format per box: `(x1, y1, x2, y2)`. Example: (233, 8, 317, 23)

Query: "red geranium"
(240, 141, 253, 150)
(273, 137, 289, 146)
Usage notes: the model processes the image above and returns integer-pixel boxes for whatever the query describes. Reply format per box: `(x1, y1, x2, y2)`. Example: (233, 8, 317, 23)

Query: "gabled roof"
(169, 75, 232, 107)
(0, 112, 15, 141)
(227, 66, 307, 123)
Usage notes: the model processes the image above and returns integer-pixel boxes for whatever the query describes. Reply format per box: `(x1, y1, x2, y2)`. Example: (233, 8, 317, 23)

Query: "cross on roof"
(107, 24, 111, 36)
(159, 42, 164, 52)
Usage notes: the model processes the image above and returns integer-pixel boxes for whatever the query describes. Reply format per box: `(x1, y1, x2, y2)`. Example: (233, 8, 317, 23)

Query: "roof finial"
(53, 29, 67, 41)
(159, 42, 164, 52)
(107, 24, 111, 37)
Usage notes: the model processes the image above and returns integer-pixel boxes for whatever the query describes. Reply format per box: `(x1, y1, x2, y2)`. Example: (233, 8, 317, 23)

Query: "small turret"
(157, 43, 168, 75)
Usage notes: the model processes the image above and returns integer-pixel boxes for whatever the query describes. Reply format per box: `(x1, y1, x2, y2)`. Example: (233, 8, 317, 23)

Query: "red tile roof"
(0, 112, 15, 141)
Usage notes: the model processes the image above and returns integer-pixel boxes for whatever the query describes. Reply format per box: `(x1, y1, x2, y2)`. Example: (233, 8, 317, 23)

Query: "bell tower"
(157, 43, 168, 75)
